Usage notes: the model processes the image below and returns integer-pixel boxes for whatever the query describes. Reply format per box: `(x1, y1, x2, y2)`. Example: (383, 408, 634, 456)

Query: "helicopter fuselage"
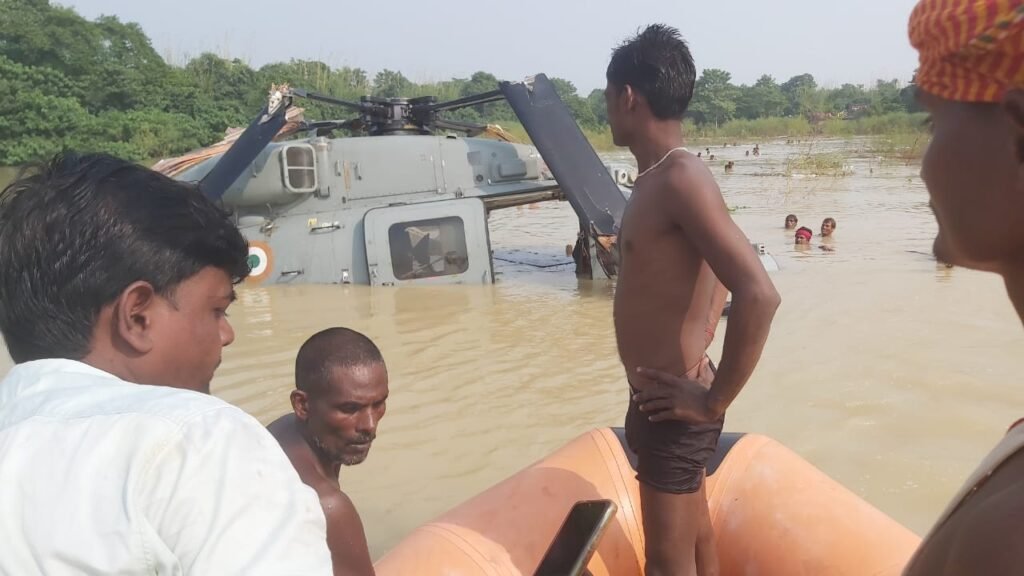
(175, 133, 585, 287)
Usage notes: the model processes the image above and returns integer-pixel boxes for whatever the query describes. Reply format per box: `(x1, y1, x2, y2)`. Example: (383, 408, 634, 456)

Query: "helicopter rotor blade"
(499, 74, 625, 236)
(289, 88, 364, 112)
(198, 89, 292, 201)
(432, 118, 489, 137)
(302, 118, 362, 133)
(426, 89, 505, 113)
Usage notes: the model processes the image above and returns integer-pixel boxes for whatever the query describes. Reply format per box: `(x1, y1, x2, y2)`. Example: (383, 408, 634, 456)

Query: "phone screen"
(534, 500, 617, 576)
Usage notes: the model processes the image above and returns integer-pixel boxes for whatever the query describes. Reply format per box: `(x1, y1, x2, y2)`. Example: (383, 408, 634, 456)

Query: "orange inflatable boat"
(375, 428, 921, 576)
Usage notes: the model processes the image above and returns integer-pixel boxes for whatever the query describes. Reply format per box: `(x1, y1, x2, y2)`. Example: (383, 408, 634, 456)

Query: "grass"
(784, 152, 854, 177)
(483, 120, 620, 151)
(681, 112, 929, 144)
(0, 166, 19, 190)
(0, 112, 929, 183)
(500, 113, 930, 156)
(868, 132, 931, 162)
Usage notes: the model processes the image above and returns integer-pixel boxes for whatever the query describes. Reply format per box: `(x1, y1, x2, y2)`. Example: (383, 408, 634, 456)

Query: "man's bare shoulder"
(264, 414, 332, 492)
(320, 489, 361, 523)
(321, 488, 376, 576)
(266, 413, 292, 437)
(646, 155, 727, 229)
(661, 153, 719, 195)
(266, 413, 305, 452)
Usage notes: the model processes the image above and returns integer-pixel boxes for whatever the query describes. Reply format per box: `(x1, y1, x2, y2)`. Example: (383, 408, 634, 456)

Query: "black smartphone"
(533, 499, 618, 576)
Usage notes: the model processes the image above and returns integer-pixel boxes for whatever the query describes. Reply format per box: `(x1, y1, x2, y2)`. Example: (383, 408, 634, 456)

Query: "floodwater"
(2, 138, 1024, 560)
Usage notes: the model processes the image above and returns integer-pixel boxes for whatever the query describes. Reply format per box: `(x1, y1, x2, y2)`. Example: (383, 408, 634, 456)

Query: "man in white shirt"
(0, 153, 333, 575)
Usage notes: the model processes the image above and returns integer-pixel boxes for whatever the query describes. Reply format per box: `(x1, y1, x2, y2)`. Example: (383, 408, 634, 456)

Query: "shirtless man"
(904, 1, 1024, 574)
(268, 327, 390, 576)
(605, 24, 781, 576)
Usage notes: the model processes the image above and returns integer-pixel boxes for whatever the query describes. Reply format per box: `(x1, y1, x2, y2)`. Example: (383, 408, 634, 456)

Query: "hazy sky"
(62, 0, 922, 94)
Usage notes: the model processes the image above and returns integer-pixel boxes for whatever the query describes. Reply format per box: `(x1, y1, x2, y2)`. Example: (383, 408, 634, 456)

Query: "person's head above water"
(910, 0, 1024, 274)
(785, 214, 799, 229)
(0, 152, 249, 393)
(795, 227, 813, 244)
(821, 217, 837, 237)
(291, 327, 389, 467)
(604, 23, 696, 148)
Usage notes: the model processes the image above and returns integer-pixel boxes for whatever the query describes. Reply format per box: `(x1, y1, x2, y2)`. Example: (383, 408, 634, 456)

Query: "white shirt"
(0, 359, 334, 575)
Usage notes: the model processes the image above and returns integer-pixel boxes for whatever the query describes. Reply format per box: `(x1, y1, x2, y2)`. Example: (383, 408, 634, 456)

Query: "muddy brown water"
(2, 138, 1023, 559)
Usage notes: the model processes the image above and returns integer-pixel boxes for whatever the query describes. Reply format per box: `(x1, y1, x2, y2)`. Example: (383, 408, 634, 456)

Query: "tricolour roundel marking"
(246, 241, 273, 283)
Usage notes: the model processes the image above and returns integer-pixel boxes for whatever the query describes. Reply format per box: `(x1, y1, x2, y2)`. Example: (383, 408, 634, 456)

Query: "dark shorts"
(624, 365, 725, 495)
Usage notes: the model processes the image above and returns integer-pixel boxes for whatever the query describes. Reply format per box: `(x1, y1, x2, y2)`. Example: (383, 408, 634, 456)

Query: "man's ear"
(112, 281, 161, 355)
(291, 389, 311, 420)
(1002, 90, 1024, 163)
(622, 84, 638, 112)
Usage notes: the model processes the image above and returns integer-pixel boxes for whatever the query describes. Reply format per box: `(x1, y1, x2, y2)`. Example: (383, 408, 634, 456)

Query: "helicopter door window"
(281, 145, 318, 193)
(388, 217, 470, 280)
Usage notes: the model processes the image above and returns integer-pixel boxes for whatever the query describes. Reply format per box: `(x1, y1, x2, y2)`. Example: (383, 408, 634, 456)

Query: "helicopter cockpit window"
(388, 217, 470, 280)
(281, 145, 318, 193)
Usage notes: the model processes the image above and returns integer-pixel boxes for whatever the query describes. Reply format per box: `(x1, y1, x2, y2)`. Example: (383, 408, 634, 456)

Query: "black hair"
(295, 327, 385, 396)
(823, 217, 837, 228)
(606, 23, 697, 120)
(0, 152, 250, 362)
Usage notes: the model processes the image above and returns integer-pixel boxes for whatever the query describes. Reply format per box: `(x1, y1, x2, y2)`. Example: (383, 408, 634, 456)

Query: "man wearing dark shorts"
(606, 25, 781, 576)
(626, 359, 725, 496)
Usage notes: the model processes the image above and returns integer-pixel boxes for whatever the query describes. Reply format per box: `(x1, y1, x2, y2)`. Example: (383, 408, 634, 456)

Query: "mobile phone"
(533, 499, 618, 576)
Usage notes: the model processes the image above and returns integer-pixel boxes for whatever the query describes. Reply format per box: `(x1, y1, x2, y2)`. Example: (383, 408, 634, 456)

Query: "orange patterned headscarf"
(909, 0, 1024, 102)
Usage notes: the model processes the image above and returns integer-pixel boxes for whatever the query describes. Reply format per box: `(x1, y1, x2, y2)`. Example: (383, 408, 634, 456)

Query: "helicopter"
(155, 74, 777, 287)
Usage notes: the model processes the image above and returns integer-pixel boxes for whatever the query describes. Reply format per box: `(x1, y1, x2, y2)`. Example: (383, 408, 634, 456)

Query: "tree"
(870, 79, 906, 115)
(373, 69, 413, 98)
(550, 77, 598, 129)
(781, 73, 818, 116)
(735, 75, 787, 119)
(455, 71, 513, 122)
(0, 0, 936, 166)
(827, 83, 870, 114)
(587, 88, 609, 125)
(689, 69, 738, 127)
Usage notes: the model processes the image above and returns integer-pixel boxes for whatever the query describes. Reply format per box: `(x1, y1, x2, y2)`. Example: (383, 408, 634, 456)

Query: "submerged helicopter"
(155, 74, 776, 287)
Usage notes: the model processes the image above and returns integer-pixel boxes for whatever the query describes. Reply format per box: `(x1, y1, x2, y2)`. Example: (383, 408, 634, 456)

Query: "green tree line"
(0, 0, 921, 166)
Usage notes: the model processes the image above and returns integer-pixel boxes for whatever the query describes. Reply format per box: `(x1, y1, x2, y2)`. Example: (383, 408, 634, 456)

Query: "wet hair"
(295, 327, 385, 397)
(606, 23, 696, 120)
(0, 152, 250, 363)
(823, 217, 837, 228)
(786, 214, 798, 222)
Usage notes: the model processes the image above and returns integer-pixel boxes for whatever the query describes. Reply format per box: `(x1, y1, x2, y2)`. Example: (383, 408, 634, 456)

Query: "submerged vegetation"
(784, 153, 855, 178)
(1, 0, 926, 165)
(868, 132, 931, 162)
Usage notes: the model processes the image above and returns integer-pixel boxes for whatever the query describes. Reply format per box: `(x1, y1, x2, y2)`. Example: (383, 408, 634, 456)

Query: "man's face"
(785, 216, 798, 229)
(821, 220, 834, 236)
(920, 90, 1024, 272)
(304, 363, 389, 466)
(605, 81, 633, 147)
(146, 267, 236, 393)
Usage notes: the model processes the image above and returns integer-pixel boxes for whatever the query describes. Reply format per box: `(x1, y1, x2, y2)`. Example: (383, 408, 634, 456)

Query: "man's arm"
(665, 159, 780, 420)
(140, 406, 334, 575)
(322, 491, 376, 576)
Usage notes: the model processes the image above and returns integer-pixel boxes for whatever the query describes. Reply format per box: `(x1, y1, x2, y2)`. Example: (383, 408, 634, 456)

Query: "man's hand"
(632, 360, 720, 424)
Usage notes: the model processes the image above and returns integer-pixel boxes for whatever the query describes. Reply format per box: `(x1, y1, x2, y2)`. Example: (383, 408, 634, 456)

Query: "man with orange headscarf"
(906, 1, 1024, 574)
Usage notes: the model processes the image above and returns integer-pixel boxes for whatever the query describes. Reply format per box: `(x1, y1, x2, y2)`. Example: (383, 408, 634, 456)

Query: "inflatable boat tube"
(375, 428, 920, 576)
